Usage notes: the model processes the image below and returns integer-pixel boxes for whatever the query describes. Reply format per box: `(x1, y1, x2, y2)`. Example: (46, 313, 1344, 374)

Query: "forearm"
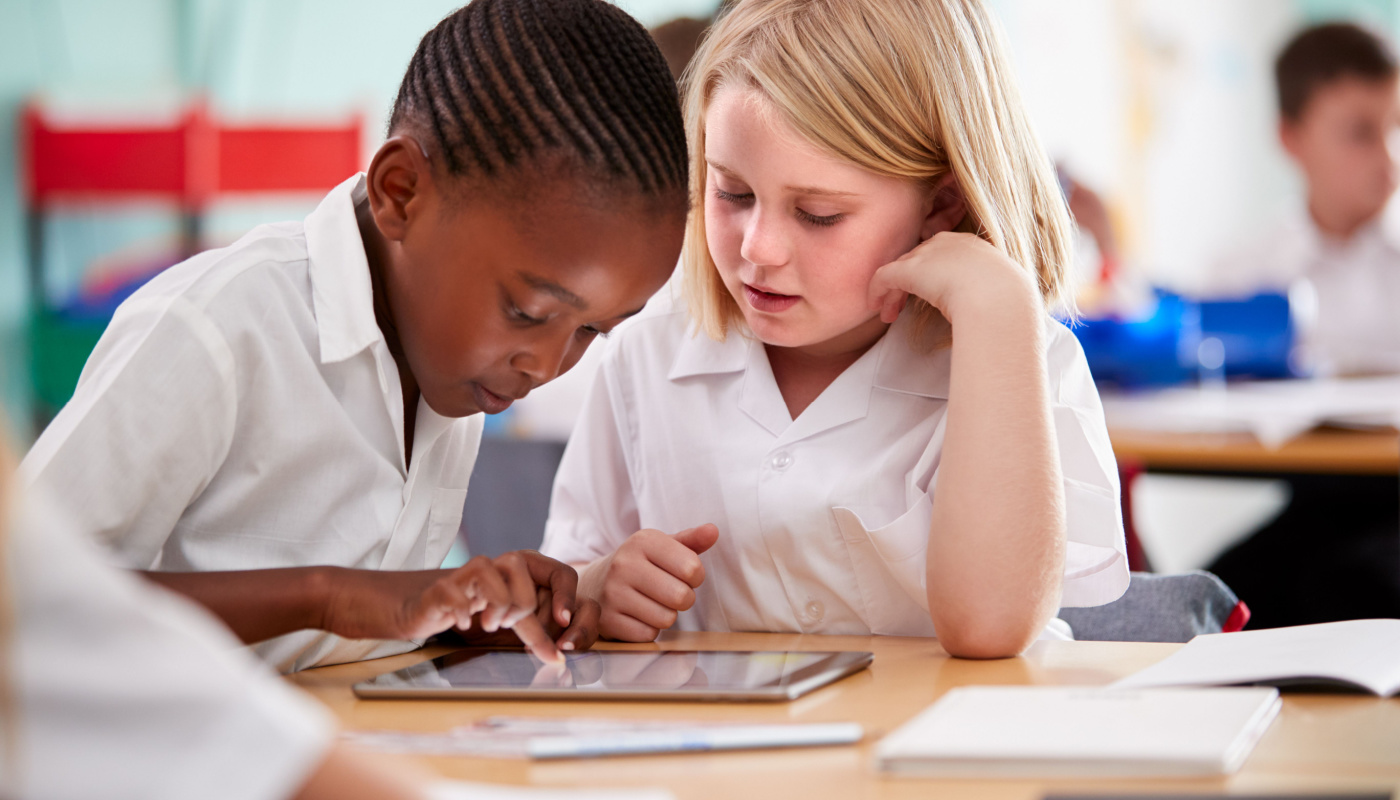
(927, 293, 1066, 657)
(140, 567, 337, 645)
(293, 743, 429, 800)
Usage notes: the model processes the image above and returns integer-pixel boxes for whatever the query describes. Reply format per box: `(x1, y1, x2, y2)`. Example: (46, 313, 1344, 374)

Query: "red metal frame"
(22, 100, 363, 209)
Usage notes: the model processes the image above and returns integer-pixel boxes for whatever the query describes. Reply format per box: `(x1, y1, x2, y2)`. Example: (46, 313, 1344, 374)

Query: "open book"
(1115, 619, 1400, 696)
(875, 686, 1281, 778)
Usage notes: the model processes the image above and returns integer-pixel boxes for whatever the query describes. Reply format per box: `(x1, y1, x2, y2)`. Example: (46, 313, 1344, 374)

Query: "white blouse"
(542, 295, 1129, 638)
(20, 175, 484, 672)
(3, 488, 334, 800)
(1203, 200, 1400, 377)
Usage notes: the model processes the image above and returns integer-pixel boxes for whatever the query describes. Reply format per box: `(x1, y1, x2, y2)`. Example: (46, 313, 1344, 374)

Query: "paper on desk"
(1100, 376, 1400, 448)
(345, 716, 854, 759)
(428, 781, 673, 800)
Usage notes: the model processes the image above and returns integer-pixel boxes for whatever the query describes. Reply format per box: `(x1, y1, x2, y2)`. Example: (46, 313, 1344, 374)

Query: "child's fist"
(580, 524, 719, 642)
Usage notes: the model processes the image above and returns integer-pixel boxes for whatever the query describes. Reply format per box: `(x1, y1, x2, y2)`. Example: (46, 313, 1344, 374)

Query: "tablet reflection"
(375, 650, 829, 693)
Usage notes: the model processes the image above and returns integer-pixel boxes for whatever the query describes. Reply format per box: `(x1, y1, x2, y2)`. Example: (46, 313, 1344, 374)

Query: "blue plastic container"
(1070, 290, 1297, 388)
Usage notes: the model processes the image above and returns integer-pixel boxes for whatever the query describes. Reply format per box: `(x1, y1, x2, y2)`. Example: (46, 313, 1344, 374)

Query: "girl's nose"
(511, 331, 581, 387)
(739, 206, 792, 269)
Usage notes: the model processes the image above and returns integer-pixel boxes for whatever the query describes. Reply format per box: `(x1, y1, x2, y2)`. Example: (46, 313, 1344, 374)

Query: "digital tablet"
(353, 649, 873, 702)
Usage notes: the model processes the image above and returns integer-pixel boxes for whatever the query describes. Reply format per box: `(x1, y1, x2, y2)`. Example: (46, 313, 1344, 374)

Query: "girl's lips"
(744, 284, 800, 313)
(472, 382, 514, 415)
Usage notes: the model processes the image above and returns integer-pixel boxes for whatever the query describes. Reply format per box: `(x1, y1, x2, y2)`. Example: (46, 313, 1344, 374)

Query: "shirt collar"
(667, 318, 750, 380)
(305, 173, 382, 365)
(1377, 196, 1400, 252)
(666, 308, 949, 439)
(871, 310, 950, 400)
(1294, 196, 1400, 257)
(667, 309, 949, 399)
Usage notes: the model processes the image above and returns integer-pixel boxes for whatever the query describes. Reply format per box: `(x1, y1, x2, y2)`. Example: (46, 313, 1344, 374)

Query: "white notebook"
(1115, 619, 1400, 696)
(875, 686, 1281, 778)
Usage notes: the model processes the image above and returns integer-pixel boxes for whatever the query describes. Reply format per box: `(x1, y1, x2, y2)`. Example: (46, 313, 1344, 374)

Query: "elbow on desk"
(935, 630, 1036, 660)
(930, 608, 1045, 660)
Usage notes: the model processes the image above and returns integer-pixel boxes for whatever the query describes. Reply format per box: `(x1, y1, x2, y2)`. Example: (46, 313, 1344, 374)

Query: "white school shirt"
(3, 487, 335, 800)
(20, 174, 484, 672)
(541, 297, 1129, 638)
(1201, 199, 1400, 376)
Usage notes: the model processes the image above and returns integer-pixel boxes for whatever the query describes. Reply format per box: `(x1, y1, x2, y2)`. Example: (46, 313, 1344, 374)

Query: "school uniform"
(3, 486, 334, 800)
(541, 294, 1129, 638)
(1204, 199, 1400, 376)
(20, 174, 484, 672)
(1202, 201, 1400, 628)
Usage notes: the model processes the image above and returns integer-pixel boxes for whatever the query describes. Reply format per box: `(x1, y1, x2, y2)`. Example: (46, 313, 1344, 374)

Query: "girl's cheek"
(705, 208, 744, 271)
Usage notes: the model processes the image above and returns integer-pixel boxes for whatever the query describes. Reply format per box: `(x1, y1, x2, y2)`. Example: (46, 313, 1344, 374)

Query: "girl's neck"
(355, 199, 421, 468)
(765, 315, 890, 420)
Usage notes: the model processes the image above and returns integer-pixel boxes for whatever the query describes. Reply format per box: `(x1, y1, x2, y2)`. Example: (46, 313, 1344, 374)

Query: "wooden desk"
(1110, 427, 1400, 476)
(291, 632, 1400, 799)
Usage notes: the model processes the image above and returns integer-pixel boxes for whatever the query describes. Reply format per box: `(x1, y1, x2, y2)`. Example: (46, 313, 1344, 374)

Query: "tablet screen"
(356, 649, 870, 699)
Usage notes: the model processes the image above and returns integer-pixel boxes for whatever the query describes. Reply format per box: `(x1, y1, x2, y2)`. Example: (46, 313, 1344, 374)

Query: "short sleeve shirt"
(20, 174, 485, 671)
(542, 297, 1129, 637)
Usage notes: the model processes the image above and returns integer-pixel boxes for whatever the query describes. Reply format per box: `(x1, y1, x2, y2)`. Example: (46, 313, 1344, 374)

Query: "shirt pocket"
(425, 487, 469, 568)
(831, 493, 936, 636)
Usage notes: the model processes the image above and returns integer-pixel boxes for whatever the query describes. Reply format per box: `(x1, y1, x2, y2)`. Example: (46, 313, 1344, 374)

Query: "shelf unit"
(21, 100, 362, 428)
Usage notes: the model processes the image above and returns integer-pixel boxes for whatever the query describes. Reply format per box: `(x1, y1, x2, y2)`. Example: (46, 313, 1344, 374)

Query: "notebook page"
(1114, 619, 1400, 696)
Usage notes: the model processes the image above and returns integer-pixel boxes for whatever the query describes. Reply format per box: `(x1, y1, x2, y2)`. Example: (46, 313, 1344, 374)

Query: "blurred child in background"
(1206, 22, 1400, 628)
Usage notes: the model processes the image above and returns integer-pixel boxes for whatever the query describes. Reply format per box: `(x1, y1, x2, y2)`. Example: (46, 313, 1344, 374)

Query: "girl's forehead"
(705, 84, 913, 197)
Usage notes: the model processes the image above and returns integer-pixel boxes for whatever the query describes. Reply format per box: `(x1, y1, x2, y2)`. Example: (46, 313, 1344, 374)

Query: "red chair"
(21, 99, 363, 428)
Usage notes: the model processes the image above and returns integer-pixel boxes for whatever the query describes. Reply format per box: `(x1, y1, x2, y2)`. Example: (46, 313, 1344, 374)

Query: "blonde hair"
(680, 0, 1075, 342)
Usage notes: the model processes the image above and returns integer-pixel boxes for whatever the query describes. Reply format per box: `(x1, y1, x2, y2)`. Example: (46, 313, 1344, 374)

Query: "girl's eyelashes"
(797, 208, 845, 227)
(578, 324, 611, 339)
(715, 185, 845, 227)
(507, 303, 548, 326)
(714, 187, 754, 204)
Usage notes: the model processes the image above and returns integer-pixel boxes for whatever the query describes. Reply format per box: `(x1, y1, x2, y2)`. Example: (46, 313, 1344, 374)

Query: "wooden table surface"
(290, 632, 1400, 799)
(1110, 426, 1400, 476)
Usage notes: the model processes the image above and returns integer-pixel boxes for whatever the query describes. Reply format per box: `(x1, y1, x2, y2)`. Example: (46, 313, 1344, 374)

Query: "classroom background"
(0, 0, 1395, 579)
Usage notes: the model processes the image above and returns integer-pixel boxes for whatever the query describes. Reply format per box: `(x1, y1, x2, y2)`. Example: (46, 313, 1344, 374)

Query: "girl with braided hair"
(20, 0, 688, 673)
(544, 0, 1129, 658)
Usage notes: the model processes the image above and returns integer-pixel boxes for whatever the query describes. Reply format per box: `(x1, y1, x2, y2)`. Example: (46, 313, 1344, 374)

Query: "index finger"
(511, 614, 564, 665)
(866, 263, 910, 320)
(522, 551, 579, 628)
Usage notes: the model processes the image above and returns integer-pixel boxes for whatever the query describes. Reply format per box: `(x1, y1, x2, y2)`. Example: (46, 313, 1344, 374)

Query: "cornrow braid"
(390, 0, 688, 198)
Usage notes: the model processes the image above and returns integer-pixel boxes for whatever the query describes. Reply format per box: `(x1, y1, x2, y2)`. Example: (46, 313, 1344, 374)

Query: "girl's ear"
(920, 172, 968, 241)
(365, 136, 434, 243)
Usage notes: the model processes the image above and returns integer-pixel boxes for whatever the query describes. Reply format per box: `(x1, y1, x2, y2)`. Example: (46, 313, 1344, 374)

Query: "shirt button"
(804, 600, 825, 623)
(770, 452, 793, 471)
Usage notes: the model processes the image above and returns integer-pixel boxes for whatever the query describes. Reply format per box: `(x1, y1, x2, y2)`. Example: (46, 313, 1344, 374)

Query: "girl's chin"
(741, 308, 890, 352)
(742, 312, 838, 349)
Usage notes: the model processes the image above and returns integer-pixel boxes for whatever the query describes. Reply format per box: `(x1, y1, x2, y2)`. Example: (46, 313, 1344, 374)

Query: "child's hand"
(867, 231, 1040, 326)
(321, 552, 585, 663)
(454, 582, 602, 654)
(580, 524, 719, 642)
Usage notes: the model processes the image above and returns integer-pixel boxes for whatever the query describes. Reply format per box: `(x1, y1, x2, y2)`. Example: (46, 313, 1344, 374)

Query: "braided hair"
(390, 0, 688, 204)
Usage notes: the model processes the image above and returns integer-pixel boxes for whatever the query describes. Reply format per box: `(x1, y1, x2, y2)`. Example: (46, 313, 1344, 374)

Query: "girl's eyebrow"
(707, 159, 859, 199)
(519, 271, 587, 310)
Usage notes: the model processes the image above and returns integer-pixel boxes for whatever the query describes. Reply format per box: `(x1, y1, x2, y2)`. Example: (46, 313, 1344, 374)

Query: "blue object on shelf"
(1198, 292, 1294, 380)
(1070, 290, 1297, 388)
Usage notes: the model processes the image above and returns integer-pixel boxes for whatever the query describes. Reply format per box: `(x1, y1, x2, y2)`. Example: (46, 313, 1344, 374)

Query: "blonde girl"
(542, 0, 1128, 657)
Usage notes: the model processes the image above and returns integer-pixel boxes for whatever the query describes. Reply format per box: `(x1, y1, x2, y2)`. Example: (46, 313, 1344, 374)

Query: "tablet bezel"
(352, 649, 874, 702)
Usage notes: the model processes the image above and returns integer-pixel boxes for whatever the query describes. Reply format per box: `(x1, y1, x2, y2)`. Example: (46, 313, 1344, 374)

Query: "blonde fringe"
(680, 0, 1076, 347)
